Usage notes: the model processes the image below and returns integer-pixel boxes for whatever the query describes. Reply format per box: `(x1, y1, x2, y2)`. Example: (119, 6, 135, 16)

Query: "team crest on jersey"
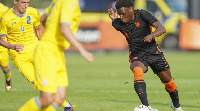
(11, 22, 16, 25)
(19, 26, 24, 32)
(42, 79, 48, 86)
(135, 22, 140, 27)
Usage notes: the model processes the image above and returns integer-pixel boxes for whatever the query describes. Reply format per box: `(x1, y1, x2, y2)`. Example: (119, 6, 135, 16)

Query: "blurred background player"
(40, 0, 80, 110)
(0, 3, 12, 92)
(108, 0, 182, 111)
(0, 0, 42, 83)
(19, 0, 94, 111)
(0, 0, 74, 110)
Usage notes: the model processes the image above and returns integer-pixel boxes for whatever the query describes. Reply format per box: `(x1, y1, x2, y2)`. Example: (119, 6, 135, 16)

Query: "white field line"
(0, 88, 199, 94)
(74, 90, 200, 94)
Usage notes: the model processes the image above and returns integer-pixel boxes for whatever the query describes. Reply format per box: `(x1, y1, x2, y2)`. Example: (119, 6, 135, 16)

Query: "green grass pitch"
(0, 50, 199, 111)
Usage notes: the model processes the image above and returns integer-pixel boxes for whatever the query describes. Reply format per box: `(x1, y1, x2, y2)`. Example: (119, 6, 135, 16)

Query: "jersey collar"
(12, 8, 26, 18)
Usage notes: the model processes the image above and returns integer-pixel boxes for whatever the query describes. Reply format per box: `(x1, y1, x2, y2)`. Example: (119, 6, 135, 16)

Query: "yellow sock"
(61, 100, 67, 107)
(18, 97, 42, 111)
(41, 104, 58, 111)
(4, 70, 11, 79)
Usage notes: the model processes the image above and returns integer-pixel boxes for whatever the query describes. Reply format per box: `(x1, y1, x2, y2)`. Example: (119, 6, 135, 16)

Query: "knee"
(39, 94, 56, 107)
(55, 95, 66, 106)
(1, 65, 10, 73)
(132, 67, 144, 81)
(162, 77, 172, 83)
(157, 70, 172, 83)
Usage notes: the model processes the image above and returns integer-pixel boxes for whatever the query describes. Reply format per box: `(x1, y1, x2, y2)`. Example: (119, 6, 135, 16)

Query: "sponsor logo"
(75, 28, 101, 43)
(133, 57, 138, 60)
(42, 79, 48, 86)
(36, 73, 41, 80)
(11, 22, 16, 25)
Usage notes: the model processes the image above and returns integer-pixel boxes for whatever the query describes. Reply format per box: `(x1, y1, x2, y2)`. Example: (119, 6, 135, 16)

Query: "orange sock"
(133, 67, 149, 106)
(164, 78, 177, 92)
(133, 67, 144, 81)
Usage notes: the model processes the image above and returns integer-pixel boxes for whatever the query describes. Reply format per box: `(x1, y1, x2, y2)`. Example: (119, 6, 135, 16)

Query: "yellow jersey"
(41, 0, 81, 49)
(0, 3, 8, 17)
(0, 3, 8, 49)
(0, 7, 41, 55)
(45, 0, 57, 15)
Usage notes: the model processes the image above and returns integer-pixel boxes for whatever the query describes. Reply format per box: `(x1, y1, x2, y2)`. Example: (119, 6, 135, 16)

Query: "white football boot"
(147, 106, 159, 111)
(64, 102, 73, 111)
(170, 101, 183, 111)
(5, 78, 12, 92)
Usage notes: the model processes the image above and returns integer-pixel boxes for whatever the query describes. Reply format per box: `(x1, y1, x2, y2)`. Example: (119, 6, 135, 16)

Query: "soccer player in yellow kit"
(40, 0, 82, 110)
(0, 0, 42, 83)
(0, 3, 12, 92)
(19, 0, 94, 111)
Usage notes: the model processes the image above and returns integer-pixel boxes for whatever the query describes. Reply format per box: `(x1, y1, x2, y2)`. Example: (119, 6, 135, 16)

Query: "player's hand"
(80, 50, 94, 63)
(14, 44, 24, 54)
(144, 35, 153, 43)
(107, 8, 118, 20)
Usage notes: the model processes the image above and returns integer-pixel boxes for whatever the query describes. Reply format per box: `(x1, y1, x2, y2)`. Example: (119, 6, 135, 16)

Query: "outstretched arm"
(60, 23, 94, 63)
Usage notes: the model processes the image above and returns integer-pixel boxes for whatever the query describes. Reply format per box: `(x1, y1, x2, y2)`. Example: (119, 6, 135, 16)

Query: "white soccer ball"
(133, 105, 150, 111)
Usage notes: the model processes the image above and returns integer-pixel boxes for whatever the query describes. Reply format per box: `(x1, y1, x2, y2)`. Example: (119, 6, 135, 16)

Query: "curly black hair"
(115, 0, 134, 9)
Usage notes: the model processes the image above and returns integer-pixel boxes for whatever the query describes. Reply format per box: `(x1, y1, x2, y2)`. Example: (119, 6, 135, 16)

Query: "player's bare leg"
(131, 61, 158, 111)
(130, 61, 149, 106)
(1, 65, 12, 92)
(38, 91, 57, 108)
(157, 69, 182, 110)
(55, 87, 73, 111)
(36, 87, 68, 110)
(19, 91, 57, 111)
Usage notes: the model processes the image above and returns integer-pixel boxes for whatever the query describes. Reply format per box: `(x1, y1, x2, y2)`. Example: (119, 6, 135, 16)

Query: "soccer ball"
(133, 105, 150, 111)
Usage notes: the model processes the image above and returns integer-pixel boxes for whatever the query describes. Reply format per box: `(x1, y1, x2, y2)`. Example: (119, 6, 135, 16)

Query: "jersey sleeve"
(60, 1, 78, 24)
(45, 6, 51, 15)
(45, 2, 54, 15)
(33, 11, 41, 27)
(140, 9, 158, 25)
(112, 18, 125, 31)
(0, 16, 8, 36)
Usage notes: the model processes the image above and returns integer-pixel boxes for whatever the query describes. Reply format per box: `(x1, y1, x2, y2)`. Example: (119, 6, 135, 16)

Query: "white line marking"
(0, 89, 199, 94)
